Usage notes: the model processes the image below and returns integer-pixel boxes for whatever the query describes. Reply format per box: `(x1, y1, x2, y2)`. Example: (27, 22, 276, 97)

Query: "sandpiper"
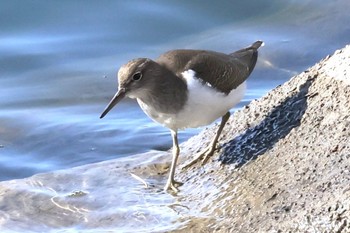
(100, 41, 263, 192)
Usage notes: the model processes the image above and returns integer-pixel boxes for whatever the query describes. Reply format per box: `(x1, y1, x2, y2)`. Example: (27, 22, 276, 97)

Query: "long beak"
(100, 88, 126, 119)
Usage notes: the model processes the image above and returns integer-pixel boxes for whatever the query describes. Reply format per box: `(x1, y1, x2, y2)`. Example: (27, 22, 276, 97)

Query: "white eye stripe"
(132, 72, 142, 80)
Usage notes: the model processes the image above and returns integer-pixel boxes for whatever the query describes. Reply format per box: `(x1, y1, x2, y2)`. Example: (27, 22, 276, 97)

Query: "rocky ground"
(0, 45, 349, 233)
(173, 44, 350, 232)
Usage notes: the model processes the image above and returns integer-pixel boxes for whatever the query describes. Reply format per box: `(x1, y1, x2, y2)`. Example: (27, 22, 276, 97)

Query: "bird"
(100, 41, 263, 192)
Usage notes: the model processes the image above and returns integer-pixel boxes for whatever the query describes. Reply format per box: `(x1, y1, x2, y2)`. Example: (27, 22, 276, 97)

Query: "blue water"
(1, 0, 349, 181)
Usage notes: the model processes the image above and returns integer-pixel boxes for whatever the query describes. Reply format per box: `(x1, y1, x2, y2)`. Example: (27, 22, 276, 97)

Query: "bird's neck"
(139, 67, 188, 114)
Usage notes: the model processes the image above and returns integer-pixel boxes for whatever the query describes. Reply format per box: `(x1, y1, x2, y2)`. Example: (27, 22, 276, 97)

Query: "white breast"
(175, 69, 246, 129)
(137, 69, 246, 130)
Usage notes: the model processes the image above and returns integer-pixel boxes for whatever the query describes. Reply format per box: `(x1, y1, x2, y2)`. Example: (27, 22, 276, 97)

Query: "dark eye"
(132, 72, 142, 81)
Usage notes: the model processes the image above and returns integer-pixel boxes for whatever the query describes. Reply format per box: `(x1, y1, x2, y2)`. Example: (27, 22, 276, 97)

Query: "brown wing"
(157, 49, 204, 76)
(184, 41, 262, 94)
(156, 41, 263, 94)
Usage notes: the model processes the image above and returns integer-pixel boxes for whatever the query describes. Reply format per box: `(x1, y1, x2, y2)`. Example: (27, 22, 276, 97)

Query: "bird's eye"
(132, 72, 142, 81)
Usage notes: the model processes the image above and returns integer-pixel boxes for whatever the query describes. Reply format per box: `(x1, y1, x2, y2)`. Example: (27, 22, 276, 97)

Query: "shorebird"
(100, 41, 263, 192)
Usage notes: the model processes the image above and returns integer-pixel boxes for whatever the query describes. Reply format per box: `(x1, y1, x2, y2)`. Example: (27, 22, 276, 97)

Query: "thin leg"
(182, 111, 230, 169)
(164, 130, 183, 192)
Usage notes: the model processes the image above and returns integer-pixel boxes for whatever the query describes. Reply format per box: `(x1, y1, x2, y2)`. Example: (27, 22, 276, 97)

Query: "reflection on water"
(0, 0, 349, 231)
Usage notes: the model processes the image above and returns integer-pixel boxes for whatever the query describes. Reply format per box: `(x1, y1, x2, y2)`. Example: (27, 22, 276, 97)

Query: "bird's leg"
(164, 130, 183, 192)
(182, 111, 230, 169)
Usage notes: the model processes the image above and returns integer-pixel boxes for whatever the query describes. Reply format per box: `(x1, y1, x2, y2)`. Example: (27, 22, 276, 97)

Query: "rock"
(177, 44, 350, 232)
(0, 45, 349, 232)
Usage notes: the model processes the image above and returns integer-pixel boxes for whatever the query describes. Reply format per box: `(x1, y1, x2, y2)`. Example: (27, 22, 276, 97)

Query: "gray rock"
(177, 44, 350, 232)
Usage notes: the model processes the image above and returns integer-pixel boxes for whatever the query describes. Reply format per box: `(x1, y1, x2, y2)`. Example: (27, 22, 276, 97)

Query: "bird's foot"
(182, 145, 216, 169)
(164, 179, 183, 193)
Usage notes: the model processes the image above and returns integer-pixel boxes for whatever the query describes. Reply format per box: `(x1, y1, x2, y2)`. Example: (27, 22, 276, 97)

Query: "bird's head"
(100, 58, 159, 119)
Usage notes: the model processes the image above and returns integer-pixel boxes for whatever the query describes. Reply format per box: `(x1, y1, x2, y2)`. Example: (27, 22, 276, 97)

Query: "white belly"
(138, 69, 246, 130)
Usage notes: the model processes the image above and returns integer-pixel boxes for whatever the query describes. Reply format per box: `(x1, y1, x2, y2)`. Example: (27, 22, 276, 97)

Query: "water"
(0, 0, 349, 231)
(1, 0, 349, 180)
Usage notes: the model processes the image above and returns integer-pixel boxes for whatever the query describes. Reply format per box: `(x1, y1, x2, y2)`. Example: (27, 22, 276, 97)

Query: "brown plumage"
(100, 41, 263, 192)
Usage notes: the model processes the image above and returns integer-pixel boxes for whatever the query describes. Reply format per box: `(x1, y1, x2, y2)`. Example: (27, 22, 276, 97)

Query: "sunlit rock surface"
(1, 45, 349, 232)
(177, 44, 350, 232)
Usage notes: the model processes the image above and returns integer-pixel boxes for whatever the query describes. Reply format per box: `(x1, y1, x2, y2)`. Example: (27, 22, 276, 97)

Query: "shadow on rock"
(219, 74, 317, 166)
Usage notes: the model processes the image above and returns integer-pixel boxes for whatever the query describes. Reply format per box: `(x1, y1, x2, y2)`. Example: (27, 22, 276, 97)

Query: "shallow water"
(0, 0, 350, 231)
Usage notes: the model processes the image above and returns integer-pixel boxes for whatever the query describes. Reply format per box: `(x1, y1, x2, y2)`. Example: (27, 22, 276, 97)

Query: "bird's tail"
(250, 40, 264, 50)
(230, 40, 264, 76)
(232, 40, 264, 54)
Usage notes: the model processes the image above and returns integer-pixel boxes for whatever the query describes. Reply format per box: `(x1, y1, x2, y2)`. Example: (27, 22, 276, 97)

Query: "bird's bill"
(100, 88, 126, 119)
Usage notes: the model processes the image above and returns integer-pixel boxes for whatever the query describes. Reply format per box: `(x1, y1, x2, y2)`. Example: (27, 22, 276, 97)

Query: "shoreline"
(0, 44, 349, 232)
